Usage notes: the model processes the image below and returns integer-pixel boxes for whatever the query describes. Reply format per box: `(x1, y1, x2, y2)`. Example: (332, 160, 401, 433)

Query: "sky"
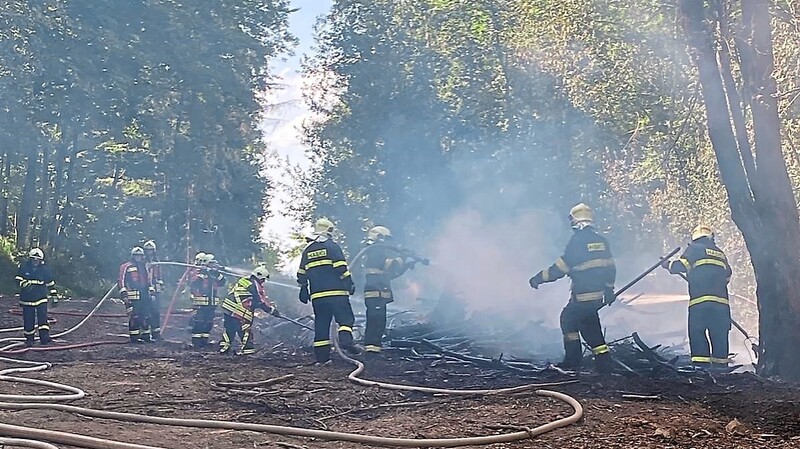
(260, 0, 333, 250)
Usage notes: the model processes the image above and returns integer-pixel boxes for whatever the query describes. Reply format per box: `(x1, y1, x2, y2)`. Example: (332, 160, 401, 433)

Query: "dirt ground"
(0, 297, 798, 449)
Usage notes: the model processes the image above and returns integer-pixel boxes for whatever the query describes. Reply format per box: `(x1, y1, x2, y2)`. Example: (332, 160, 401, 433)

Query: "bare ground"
(0, 298, 798, 449)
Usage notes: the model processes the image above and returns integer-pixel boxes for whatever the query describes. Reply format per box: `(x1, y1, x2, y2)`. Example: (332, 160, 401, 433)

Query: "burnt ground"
(0, 297, 798, 449)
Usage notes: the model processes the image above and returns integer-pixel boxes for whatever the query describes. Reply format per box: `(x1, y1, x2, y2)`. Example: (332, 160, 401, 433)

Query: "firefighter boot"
(594, 352, 614, 374)
(25, 337, 35, 347)
(558, 339, 583, 370)
(39, 329, 52, 345)
(314, 345, 331, 364)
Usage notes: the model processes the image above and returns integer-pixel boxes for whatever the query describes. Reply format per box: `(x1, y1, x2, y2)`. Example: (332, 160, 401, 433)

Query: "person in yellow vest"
(220, 266, 278, 355)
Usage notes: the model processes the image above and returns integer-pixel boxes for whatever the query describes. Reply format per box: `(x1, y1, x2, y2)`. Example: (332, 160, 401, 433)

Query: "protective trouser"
(559, 300, 610, 370)
(219, 314, 256, 355)
(364, 297, 388, 353)
(191, 305, 216, 348)
(128, 297, 152, 343)
(688, 302, 731, 368)
(22, 303, 50, 344)
(312, 296, 356, 363)
(149, 294, 162, 340)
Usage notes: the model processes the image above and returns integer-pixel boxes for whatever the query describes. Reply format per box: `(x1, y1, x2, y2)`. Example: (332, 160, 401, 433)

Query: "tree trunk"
(681, 0, 800, 378)
(17, 149, 39, 249)
(739, 0, 800, 377)
(0, 148, 11, 236)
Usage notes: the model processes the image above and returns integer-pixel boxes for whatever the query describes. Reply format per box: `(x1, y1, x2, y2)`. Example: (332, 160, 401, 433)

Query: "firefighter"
(119, 246, 154, 343)
(662, 225, 732, 370)
(15, 248, 58, 346)
(220, 265, 277, 355)
(143, 240, 164, 341)
(361, 225, 415, 354)
(297, 218, 360, 364)
(528, 203, 616, 372)
(190, 253, 226, 349)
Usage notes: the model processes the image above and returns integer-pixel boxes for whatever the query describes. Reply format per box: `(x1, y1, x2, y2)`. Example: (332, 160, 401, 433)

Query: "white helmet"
(367, 225, 392, 242)
(314, 218, 335, 236)
(28, 248, 44, 261)
(194, 252, 207, 265)
(143, 240, 157, 251)
(130, 246, 145, 257)
(252, 265, 270, 281)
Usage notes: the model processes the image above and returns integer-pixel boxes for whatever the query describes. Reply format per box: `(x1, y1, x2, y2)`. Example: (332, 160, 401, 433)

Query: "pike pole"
(600, 246, 681, 309)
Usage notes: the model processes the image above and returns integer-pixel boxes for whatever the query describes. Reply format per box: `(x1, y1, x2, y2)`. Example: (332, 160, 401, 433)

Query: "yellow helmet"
(28, 248, 44, 260)
(569, 203, 594, 225)
(367, 225, 392, 242)
(314, 217, 335, 235)
(691, 224, 714, 241)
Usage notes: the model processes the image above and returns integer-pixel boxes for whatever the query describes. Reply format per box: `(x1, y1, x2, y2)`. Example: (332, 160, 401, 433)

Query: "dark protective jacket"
(190, 268, 227, 306)
(297, 236, 354, 300)
(16, 261, 57, 307)
(669, 237, 731, 307)
(221, 276, 270, 322)
(531, 226, 616, 302)
(363, 243, 408, 302)
(118, 260, 151, 301)
(145, 257, 164, 294)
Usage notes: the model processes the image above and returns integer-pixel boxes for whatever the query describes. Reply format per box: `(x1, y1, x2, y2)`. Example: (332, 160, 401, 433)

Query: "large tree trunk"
(681, 0, 800, 378)
(739, 0, 800, 377)
(17, 149, 39, 249)
(0, 148, 11, 236)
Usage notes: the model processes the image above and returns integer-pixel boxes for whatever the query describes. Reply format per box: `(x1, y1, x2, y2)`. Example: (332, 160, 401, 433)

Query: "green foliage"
(0, 1, 295, 293)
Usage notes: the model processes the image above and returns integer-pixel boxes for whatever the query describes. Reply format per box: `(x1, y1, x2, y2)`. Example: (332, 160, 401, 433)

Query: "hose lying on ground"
(0, 266, 584, 447)
(0, 436, 60, 449)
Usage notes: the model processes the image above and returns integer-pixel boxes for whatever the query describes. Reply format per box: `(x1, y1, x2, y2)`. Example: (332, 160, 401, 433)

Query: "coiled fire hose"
(0, 265, 584, 448)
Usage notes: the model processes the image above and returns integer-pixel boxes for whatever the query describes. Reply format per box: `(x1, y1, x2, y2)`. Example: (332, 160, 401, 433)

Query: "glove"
(120, 289, 128, 301)
(529, 277, 540, 290)
(345, 279, 356, 296)
(660, 259, 670, 270)
(299, 287, 310, 304)
(407, 260, 417, 270)
(270, 306, 281, 318)
(49, 295, 59, 307)
(603, 287, 616, 306)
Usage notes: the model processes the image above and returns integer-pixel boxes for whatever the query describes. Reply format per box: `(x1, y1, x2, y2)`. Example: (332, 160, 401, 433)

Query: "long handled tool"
(600, 246, 681, 309)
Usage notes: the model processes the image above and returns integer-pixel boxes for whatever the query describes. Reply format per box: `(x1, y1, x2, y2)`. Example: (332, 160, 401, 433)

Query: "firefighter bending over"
(529, 203, 616, 372)
(190, 253, 226, 349)
(662, 225, 731, 370)
(15, 248, 59, 346)
(220, 265, 277, 355)
(297, 218, 361, 364)
(362, 225, 415, 354)
(119, 246, 154, 343)
(143, 240, 164, 341)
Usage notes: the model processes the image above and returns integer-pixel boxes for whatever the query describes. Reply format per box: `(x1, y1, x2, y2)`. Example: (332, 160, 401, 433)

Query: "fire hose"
(0, 266, 584, 447)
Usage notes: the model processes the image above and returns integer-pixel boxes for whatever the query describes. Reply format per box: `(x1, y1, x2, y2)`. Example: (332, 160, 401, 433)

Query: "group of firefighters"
(13, 203, 734, 372)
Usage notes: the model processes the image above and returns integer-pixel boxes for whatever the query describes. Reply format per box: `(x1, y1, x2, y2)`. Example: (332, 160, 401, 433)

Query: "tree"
(680, 0, 800, 378)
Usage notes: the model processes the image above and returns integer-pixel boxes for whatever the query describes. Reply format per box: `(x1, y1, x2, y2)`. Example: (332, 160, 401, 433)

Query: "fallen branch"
(318, 401, 434, 422)
(216, 374, 295, 389)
